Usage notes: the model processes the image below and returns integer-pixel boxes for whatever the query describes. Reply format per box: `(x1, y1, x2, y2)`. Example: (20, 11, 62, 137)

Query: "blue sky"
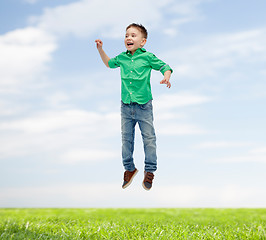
(1, 0, 266, 207)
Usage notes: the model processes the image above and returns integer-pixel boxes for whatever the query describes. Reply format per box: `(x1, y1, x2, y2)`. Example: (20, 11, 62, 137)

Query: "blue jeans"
(121, 100, 157, 173)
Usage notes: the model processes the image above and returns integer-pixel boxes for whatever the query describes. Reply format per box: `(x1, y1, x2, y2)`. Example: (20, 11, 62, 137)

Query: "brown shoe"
(142, 171, 154, 191)
(122, 169, 138, 189)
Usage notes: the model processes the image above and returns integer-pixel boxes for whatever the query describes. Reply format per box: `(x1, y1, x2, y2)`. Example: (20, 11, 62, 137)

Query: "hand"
(160, 78, 171, 88)
(95, 39, 103, 49)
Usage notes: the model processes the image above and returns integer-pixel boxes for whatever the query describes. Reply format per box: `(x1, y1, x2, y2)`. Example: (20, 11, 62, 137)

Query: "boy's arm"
(160, 70, 172, 88)
(148, 53, 172, 88)
(95, 39, 110, 68)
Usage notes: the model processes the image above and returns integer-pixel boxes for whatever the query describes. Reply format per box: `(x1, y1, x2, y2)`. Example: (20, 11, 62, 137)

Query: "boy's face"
(125, 27, 147, 54)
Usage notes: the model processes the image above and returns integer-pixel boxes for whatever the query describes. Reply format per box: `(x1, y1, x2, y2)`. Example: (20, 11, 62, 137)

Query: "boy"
(95, 23, 172, 190)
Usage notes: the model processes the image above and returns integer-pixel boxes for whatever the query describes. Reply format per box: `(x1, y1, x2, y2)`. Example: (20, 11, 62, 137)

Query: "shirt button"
(130, 71, 132, 73)
(130, 92, 132, 95)
(132, 60, 134, 62)
(130, 82, 132, 84)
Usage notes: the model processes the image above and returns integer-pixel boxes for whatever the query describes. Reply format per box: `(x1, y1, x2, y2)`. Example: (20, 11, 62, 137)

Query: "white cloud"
(1, 183, 265, 208)
(167, 28, 266, 79)
(250, 146, 266, 154)
(211, 155, 266, 163)
(163, 28, 178, 37)
(61, 149, 119, 164)
(0, 109, 120, 159)
(195, 141, 252, 149)
(155, 92, 211, 111)
(155, 184, 266, 207)
(157, 123, 206, 135)
(0, 27, 57, 90)
(44, 92, 71, 108)
(168, 0, 210, 16)
(156, 112, 186, 121)
(0, 99, 29, 116)
(23, 0, 39, 4)
(201, 144, 266, 163)
(0, 109, 119, 134)
(29, 0, 208, 39)
(153, 92, 210, 135)
(30, 0, 160, 38)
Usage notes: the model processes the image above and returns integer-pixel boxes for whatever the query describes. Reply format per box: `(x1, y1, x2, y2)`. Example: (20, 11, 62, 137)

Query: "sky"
(1, 0, 266, 208)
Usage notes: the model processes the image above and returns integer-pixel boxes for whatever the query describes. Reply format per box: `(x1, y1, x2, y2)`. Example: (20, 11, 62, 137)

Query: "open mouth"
(127, 43, 134, 46)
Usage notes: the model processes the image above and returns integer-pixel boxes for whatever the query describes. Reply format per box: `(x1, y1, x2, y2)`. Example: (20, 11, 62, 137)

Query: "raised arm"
(95, 39, 110, 68)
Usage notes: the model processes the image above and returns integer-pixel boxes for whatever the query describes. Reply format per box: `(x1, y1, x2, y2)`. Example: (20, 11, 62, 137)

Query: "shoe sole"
(142, 171, 152, 191)
(142, 181, 151, 191)
(122, 169, 138, 189)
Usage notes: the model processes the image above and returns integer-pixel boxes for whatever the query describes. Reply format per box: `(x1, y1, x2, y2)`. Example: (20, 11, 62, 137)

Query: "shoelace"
(145, 172, 154, 184)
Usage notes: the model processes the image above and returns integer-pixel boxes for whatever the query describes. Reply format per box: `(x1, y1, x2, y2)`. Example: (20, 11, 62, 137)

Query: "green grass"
(0, 208, 266, 239)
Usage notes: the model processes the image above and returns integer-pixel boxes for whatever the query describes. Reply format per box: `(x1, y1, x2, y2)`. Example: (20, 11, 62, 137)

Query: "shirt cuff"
(160, 64, 173, 75)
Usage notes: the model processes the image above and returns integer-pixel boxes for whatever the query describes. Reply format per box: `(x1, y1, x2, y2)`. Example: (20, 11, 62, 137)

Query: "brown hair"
(126, 23, 148, 39)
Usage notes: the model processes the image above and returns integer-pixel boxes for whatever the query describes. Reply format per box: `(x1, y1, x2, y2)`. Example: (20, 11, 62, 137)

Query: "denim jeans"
(121, 100, 157, 173)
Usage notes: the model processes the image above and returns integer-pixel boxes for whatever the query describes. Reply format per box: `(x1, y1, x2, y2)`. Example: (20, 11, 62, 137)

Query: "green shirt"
(108, 48, 173, 104)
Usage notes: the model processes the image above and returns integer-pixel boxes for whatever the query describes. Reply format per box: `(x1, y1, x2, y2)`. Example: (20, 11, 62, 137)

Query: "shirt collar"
(126, 48, 146, 55)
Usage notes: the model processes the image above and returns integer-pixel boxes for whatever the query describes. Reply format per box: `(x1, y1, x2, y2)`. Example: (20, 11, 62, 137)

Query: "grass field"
(0, 208, 266, 239)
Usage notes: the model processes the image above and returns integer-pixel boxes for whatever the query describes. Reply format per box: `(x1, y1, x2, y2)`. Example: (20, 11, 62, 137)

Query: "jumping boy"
(95, 23, 173, 190)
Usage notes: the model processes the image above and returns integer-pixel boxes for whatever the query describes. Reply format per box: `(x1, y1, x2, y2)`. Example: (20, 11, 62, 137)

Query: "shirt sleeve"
(108, 55, 120, 69)
(148, 53, 173, 75)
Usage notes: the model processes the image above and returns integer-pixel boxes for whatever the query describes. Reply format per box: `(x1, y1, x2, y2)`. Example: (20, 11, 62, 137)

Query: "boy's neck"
(129, 47, 143, 55)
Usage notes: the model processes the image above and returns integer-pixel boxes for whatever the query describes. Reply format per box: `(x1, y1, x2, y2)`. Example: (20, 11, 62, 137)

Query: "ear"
(141, 38, 147, 47)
